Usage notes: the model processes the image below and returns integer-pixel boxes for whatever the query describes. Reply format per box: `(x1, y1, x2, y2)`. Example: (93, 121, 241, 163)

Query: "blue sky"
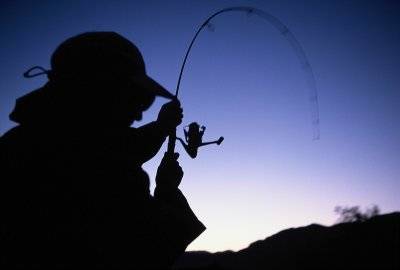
(1, 0, 399, 252)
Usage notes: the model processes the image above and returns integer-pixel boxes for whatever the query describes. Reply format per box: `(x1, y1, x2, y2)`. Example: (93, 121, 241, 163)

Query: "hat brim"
(131, 75, 175, 100)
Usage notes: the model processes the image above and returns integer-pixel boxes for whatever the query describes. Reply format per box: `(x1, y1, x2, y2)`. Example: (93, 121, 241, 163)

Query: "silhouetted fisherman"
(0, 32, 205, 269)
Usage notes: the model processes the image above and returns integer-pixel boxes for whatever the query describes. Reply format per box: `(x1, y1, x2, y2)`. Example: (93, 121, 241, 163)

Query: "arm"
(129, 100, 183, 164)
(153, 153, 206, 264)
(130, 121, 168, 164)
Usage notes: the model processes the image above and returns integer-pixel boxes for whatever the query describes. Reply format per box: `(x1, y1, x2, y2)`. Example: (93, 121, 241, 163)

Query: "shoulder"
(0, 125, 24, 148)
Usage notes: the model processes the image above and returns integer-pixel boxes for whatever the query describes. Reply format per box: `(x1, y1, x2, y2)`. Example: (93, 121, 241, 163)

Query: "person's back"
(0, 32, 205, 269)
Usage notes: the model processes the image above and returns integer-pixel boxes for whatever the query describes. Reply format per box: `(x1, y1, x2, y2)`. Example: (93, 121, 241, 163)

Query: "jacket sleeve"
(151, 186, 206, 266)
(129, 121, 168, 164)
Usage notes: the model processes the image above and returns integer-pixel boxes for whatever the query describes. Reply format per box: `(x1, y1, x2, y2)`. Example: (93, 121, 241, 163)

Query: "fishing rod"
(167, 6, 320, 158)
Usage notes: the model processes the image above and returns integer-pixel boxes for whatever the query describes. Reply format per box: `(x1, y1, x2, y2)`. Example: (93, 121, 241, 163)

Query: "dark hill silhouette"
(174, 212, 400, 269)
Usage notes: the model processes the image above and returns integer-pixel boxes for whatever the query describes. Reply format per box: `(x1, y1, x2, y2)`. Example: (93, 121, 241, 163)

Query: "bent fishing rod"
(167, 6, 320, 158)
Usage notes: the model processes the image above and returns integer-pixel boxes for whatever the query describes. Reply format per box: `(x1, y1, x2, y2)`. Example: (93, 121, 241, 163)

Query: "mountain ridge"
(174, 212, 400, 269)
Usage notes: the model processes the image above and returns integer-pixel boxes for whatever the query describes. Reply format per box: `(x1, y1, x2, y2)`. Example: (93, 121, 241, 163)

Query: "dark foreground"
(174, 212, 400, 270)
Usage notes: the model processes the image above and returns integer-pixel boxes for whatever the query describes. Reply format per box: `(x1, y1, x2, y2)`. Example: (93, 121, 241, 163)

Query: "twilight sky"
(1, 0, 399, 252)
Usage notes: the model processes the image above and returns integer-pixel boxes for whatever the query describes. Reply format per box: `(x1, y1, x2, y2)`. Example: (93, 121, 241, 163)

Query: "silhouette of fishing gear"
(168, 6, 320, 158)
(176, 122, 224, 158)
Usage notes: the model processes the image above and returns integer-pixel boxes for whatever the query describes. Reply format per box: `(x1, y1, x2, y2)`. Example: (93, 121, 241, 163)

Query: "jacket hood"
(10, 85, 54, 125)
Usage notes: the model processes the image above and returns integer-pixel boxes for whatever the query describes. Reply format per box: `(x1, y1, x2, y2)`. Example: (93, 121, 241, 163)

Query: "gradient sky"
(1, 0, 399, 252)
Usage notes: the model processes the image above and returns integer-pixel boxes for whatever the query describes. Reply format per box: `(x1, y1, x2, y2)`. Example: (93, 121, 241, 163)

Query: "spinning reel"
(176, 122, 224, 159)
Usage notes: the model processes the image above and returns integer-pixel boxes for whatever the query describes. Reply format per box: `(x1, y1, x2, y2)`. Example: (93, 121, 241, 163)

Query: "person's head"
(49, 31, 173, 126)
